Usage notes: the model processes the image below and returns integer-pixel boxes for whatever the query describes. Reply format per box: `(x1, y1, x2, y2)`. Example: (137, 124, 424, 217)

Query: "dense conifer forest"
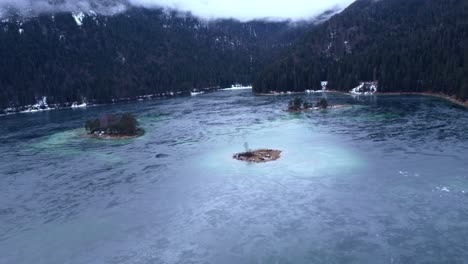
(253, 0, 468, 101)
(2, 0, 467, 110)
(0, 8, 307, 109)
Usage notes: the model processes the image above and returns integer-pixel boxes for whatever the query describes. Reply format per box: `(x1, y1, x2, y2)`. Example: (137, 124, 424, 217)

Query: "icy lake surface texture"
(1, 90, 468, 263)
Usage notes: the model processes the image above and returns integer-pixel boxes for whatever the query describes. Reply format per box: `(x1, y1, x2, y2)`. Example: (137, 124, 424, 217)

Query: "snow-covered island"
(350, 81, 378, 95)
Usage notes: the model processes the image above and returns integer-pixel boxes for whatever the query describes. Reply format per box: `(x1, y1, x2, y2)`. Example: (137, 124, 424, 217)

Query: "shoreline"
(254, 90, 467, 108)
(254, 90, 343, 96)
(0, 86, 232, 117)
(2, 89, 466, 117)
(83, 129, 145, 140)
(286, 104, 352, 113)
(376, 92, 468, 108)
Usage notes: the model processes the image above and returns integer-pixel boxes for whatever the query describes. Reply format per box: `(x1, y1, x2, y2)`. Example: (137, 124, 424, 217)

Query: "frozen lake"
(1, 90, 468, 263)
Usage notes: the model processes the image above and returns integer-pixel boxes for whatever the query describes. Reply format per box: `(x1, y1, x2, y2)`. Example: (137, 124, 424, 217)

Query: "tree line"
(253, 0, 468, 101)
(0, 8, 307, 108)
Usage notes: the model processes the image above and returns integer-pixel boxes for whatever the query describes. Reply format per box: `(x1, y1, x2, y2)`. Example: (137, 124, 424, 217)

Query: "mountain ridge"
(253, 0, 468, 101)
(0, 7, 309, 110)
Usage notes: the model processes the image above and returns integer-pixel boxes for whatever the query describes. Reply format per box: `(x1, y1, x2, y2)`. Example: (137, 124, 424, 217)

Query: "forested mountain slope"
(0, 8, 307, 109)
(253, 0, 468, 101)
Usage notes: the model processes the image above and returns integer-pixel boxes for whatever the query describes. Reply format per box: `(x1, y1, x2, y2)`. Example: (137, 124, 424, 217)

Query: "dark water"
(1, 90, 468, 264)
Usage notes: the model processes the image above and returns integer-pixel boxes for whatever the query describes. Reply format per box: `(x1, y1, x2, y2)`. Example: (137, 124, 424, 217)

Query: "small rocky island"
(234, 143, 281, 163)
(84, 113, 144, 139)
(234, 149, 282, 163)
(287, 97, 350, 112)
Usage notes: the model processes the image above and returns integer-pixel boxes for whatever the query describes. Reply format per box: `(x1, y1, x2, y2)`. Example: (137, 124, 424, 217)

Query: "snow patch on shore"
(20, 96, 52, 113)
(191, 91, 204, 96)
(71, 102, 87, 108)
(221, 84, 252, 91)
(350, 82, 378, 95)
(321, 81, 328, 90)
(306, 90, 327, 93)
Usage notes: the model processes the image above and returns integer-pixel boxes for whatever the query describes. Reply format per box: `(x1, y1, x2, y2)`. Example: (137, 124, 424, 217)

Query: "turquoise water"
(1, 90, 468, 263)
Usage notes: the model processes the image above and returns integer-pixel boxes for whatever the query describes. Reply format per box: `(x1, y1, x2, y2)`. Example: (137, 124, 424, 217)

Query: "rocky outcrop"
(234, 149, 281, 163)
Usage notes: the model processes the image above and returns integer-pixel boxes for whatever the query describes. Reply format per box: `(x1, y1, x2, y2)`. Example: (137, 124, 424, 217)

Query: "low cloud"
(130, 0, 355, 20)
(0, 0, 355, 20)
(0, 0, 127, 17)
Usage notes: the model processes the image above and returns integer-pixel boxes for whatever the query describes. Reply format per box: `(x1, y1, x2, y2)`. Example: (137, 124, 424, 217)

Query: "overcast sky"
(130, 0, 356, 20)
(0, 0, 356, 20)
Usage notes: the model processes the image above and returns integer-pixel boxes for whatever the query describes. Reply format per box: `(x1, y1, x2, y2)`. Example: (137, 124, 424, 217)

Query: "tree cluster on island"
(288, 97, 329, 112)
(85, 113, 144, 138)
